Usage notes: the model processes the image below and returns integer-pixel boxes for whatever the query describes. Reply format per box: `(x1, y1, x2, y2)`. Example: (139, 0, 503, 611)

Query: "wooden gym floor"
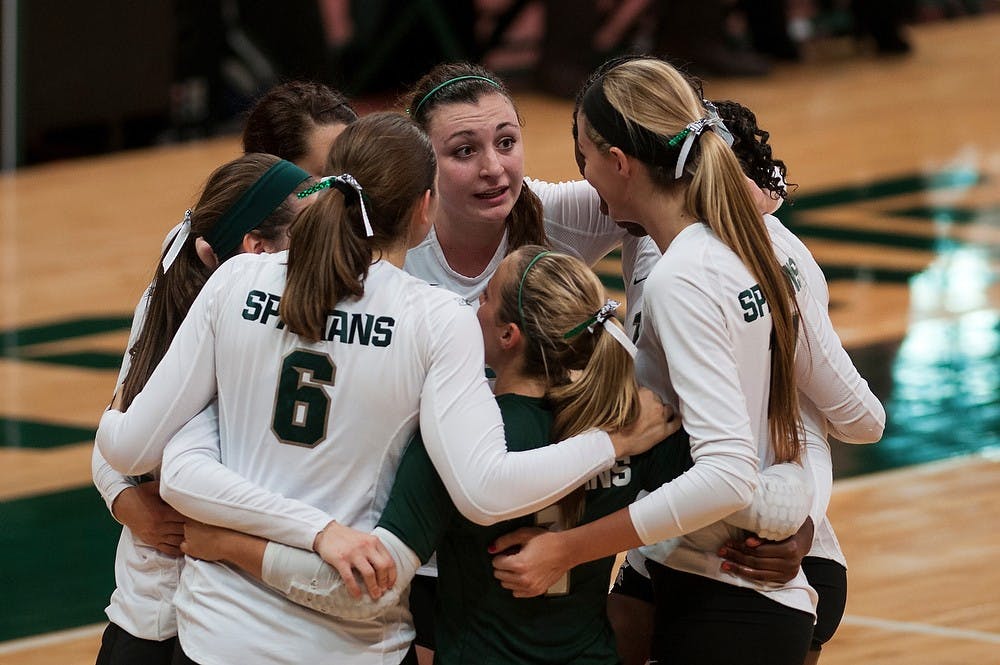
(1, 14, 998, 665)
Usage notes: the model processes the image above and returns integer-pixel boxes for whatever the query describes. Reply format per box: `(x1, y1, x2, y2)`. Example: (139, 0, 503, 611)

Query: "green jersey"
(378, 393, 691, 665)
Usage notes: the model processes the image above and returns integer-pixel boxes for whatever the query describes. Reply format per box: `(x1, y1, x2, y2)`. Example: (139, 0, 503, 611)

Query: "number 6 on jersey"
(272, 350, 336, 447)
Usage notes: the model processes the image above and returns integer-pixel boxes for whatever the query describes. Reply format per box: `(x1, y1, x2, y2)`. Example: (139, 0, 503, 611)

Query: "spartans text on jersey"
(242, 290, 395, 346)
(738, 257, 802, 323)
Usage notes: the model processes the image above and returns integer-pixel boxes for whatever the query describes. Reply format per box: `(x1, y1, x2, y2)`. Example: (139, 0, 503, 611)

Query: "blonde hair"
(280, 113, 436, 341)
(495, 246, 640, 524)
(584, 59, 802, 464)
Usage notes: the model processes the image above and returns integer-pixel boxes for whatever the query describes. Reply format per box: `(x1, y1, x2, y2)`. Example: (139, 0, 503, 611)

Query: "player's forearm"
(561, 507, 644, 568)
(218, 532, 267, 579)
(159, 405, 331, 551)
(160, 452, 330, 551)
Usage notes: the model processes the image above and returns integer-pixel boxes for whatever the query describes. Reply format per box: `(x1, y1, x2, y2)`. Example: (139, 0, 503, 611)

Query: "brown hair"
(712, 99, 793, 202)
(494, 246, 640, 525)
(584, 59, 802, 463)
(242, 80, 358, 164)
(279, 112, 437, 342)
(120, 153, 302, 409)
(404, 62, 546, 251)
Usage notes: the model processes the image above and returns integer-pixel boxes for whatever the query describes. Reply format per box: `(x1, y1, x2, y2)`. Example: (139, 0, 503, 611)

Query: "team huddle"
(92, 56, 885, 665)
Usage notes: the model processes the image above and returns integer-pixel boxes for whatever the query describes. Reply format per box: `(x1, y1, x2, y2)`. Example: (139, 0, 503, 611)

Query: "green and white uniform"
(378, 394, 691, 665)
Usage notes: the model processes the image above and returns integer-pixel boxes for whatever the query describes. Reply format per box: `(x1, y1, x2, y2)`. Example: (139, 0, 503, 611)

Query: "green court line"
(598, 273, 625, 291)
(819, 265, 916, 285)
(0, 316, 132, 350)
(889, 205, 1000, 224)
(18, 351, 127, 370)
(0, 316, 131, 370)
(0, 418, 94, 450)
(791, 170, 984, 211)
(0, 487, 119, 642)
(783, 214, 998, 253)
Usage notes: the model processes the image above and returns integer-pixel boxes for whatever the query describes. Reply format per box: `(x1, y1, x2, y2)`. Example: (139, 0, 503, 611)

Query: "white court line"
(842, 615, 1000, 645)
(0, 623, 105, 655)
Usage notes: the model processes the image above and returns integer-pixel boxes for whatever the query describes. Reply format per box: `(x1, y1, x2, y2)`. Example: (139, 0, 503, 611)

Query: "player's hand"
(610, 388, 680, 458)
(718, 516, 814, 584)
(111, 481, 186, 556)
(491, 527, 572, 598)
(180, 521, 242, 561)
(314, 521, 397, 601)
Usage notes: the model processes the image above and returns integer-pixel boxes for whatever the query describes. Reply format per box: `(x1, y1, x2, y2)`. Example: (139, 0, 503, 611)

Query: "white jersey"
(627, 219, 884, 615)
(625, 216, 870, 573)
(91, 223, 183, 641)
(403, 178, 624, 304)
(97, 251, 618, 665)
(621, 234, 659, 341)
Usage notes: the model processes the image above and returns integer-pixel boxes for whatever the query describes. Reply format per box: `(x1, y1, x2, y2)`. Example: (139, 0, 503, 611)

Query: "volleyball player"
(91, 76, 358, 664)
(90, 153, 311, 665)
(490, 58, 885, 665)
(96, 113, 672, 665)
(608, 98, 862, 665)
(403, 61, 828, 663)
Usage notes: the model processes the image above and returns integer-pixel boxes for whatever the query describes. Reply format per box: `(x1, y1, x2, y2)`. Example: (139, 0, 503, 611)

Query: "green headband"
(411, 75, 502, 115)
(204, 160, 309, 259)
(517, 251, 551, 330)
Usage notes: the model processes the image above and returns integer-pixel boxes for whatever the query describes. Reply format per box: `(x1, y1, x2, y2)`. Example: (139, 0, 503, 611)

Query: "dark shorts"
(614, 553, 849, 653)
(95, 622, 178, 665)
(647, 560, 814, 665)
(802, 556, 848, 651)
(609, 558, 656, 605)
(410, 573, 438, 650)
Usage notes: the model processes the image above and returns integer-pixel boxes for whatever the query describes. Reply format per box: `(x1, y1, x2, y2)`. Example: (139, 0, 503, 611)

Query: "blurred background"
(2, 0, 996, 169)
(2, 2, 999, 664)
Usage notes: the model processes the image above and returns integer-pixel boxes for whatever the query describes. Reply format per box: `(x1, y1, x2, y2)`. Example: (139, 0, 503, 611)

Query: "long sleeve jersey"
(627, 220, 884, 615)
(97, 252, 620, 665)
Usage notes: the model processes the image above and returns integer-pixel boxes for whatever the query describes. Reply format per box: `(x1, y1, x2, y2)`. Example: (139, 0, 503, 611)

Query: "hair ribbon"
(672, 101, 735, 179)
(161, 210, 191, 273)
(564, 299, 638, 358)
(298, 173, 374, 237)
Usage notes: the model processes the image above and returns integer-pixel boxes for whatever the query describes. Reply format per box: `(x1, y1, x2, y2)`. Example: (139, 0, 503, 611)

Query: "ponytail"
(121, 235, 211, 409)
(280, 112, 437, 343)
(691, 134, 802, 463)
(280, 189, 371, 342)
